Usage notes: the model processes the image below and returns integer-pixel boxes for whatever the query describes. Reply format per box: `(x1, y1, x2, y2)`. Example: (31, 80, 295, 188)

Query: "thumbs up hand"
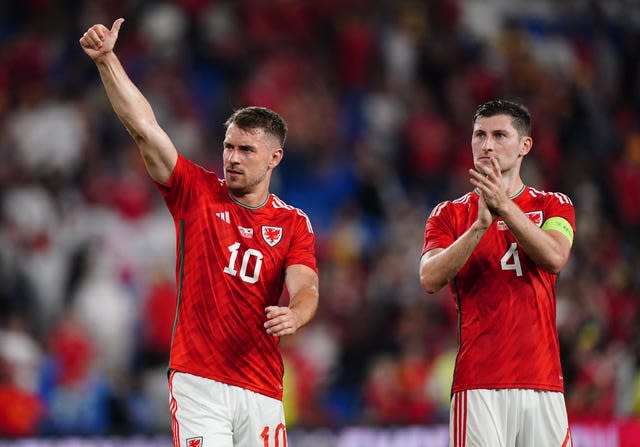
(79, 18, 125, 61)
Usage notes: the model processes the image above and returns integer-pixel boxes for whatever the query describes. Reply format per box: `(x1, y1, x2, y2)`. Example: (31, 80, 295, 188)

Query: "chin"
(228, 184, 249, 196)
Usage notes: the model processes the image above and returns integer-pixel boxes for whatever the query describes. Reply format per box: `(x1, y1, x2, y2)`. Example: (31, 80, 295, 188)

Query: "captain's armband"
(541, 216, 574, 246)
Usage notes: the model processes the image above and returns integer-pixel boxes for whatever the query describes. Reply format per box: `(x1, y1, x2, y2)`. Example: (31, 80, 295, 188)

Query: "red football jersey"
(156, 153, 317, 400)
(423, 186, 575, 393)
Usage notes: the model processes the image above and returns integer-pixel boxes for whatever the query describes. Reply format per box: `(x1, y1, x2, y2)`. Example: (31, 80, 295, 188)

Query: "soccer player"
(419, 100, 575, 447)
(80, 19, 319, 447)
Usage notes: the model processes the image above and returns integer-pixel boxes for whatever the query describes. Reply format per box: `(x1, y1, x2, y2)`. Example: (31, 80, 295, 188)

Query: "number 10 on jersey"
(224, 242, 264, 283)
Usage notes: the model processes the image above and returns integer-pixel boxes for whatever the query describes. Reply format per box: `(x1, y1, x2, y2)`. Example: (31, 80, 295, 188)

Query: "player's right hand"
(79, 18, 124, 61)
(476, 193, 495, 230)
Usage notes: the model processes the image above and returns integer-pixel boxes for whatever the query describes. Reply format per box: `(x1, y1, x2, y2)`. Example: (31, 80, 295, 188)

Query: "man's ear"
(269, 147, 284, 169)
(520, 136, 533, 157)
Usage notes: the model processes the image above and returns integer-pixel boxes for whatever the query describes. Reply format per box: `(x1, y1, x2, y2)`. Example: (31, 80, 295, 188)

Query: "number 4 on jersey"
(501, 242, 523, 276)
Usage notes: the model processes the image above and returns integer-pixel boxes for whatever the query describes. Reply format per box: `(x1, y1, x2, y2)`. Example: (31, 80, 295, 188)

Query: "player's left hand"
(264, 306, 301, 337)
(469, 157, 508, 216)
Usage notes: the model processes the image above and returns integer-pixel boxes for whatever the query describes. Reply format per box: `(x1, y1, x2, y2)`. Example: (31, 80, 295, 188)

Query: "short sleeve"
(543, 192, 576, 235)
(285, 212, 318, 273)
(154, 153, 220, 217)
(422, 201, 456, 255)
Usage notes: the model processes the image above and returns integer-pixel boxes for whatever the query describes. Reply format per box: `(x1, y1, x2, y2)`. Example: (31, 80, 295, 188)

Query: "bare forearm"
(94, 52, 176, 182)
(95, 52, 157, 140)
(420, 222, 487, 293)
(81, 19, 176, 182)
(498, 201, 568, 272)
(265, 265, 319, 337)
(289, 287, 318, 329)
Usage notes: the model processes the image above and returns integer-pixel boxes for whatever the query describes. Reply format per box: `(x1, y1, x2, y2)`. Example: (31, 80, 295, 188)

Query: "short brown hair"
(473, 100, 532, 137)
(225, 106, 288, 147)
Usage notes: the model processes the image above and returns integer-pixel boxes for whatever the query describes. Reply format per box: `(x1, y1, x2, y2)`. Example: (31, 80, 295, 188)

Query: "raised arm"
(80, 18, 178, 183)
(264, 265, 319, 337)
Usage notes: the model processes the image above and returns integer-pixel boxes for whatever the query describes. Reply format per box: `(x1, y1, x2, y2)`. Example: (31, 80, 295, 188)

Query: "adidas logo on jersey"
(216, 211, 230, 223)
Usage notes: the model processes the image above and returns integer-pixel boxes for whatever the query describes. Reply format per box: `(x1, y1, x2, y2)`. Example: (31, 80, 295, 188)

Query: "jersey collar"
(509, 184, 526, 199)
(473, 184, 526, 200)
(227, 191, 270, 209)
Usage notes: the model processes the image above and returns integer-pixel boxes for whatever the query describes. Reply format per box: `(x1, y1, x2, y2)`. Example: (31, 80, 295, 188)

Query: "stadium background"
(0, 0, 639, 445)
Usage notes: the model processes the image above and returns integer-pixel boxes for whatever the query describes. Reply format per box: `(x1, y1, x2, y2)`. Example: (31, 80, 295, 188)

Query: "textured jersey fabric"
(423, 186, 575, 393)
(157, 153, 317, 400)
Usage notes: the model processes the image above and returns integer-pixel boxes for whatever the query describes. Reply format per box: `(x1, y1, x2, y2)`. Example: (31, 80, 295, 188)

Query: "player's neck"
(503, 175, 525, 198)
(228, 189, 270, 209)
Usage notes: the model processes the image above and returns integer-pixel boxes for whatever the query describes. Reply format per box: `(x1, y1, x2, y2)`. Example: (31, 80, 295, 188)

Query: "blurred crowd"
(1, 0, 640, 437)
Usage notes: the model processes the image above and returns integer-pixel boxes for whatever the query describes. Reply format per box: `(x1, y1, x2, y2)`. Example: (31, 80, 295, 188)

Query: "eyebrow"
(224, 141, 255, 149)
(474, 128, 509, 134)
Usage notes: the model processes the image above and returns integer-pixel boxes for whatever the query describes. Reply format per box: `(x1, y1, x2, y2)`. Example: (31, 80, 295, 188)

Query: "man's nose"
(226, 148, 240, 163)
(481, 138, 494, 151)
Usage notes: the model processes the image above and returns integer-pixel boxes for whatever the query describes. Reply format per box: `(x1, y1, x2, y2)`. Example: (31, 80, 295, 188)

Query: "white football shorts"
(450, 388, 572, 447)
(169, 370, 287, 447)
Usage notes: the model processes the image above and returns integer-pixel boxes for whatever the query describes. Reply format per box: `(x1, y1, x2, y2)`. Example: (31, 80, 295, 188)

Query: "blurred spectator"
(0, 314, 42, 394)
(38, 312, 112, 435)
(0, 357, 44, 437)
(2, 185, 67, 330)
(0, 316, 44, 437)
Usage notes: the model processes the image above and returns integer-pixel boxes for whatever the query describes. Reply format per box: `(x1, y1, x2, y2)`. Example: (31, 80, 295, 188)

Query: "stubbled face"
(471, 114, 530, 174)
(223, 123, 282, 196)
